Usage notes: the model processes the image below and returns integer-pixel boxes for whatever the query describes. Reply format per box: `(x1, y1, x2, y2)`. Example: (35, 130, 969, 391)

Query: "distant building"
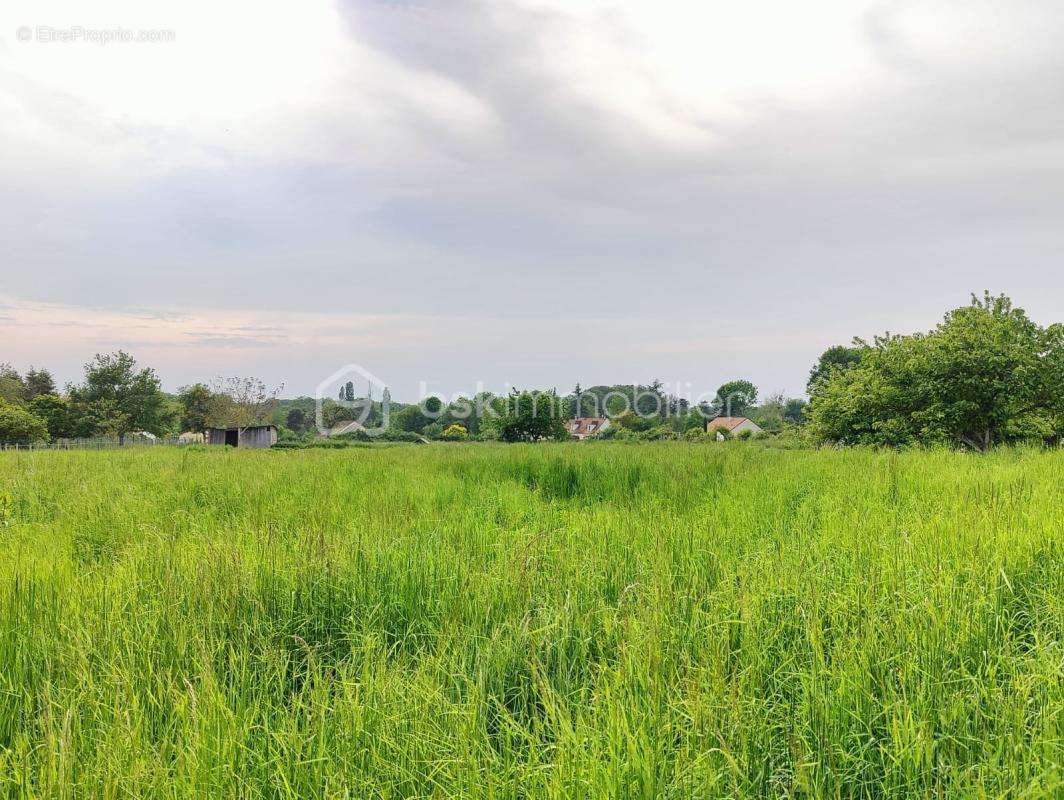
(324, 420, 366, 438)
(705, 416, 762, 438)
(566, 417, 610, 440)
(205, 425, 277, 448)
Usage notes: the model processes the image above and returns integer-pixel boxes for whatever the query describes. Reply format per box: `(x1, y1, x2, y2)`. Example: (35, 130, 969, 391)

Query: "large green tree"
(177, 383, 213, 433)
(808, 293, 1063, 450)
(715, 379, 758, 417)
(68, 352, 170, 440)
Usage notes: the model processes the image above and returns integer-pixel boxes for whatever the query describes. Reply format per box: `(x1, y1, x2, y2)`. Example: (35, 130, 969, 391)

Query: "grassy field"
(0, 444, 1061, 798)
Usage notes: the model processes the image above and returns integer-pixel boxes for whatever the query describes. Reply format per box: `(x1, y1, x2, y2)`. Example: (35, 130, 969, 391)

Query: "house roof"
(567, 417, 608, 435)
(206, 424, 276, 432)
(328, 420, 366, 435)
(706, 416, 752, 431)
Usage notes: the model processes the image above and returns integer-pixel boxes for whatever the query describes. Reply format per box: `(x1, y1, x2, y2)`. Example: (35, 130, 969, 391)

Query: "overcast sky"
(2, 0, 1062, 401)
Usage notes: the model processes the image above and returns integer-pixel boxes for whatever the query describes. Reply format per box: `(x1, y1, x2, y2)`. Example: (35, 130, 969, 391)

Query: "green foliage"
(783, 398, 808, 425)
(609, 410, 655, 433)
(482, 390, 569, 442)
(421, 422, 444, 439)
(807, 345, 864, 394)
(0, 364, 25, 406)
(21, 368, 55, 400)
(206, 376, 282, 429)
(23, 367, 56, 400)
(28, 394, 78, 439)
(285, 407, 307, 432)
(68, 352, 171, 438)
(382, 430, 426, 443)
(442, 423, 469, 441)
(711, 425, 733, 441)
(0, 445, 1061, 796)
(390, 404, 431, 433)
(177, 383, 213, 433)
(714, 379, 758, 417)
(565, 382, 668, 420)
(0, 400, 49, 443)
(808, 293, 1064, 450)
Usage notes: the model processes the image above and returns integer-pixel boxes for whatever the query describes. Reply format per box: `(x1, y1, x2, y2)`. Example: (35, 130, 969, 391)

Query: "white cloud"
(1, 0, 1062, 396)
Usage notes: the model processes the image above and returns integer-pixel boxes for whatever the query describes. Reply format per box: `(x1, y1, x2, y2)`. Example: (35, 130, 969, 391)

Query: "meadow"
(0, 443, 1061, 798)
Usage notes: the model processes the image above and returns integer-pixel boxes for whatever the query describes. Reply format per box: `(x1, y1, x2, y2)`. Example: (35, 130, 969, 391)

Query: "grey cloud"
(2, 0, 1062, 396)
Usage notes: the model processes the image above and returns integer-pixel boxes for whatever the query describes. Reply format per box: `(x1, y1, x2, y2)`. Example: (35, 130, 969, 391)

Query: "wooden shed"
(204, 425, 277, 448)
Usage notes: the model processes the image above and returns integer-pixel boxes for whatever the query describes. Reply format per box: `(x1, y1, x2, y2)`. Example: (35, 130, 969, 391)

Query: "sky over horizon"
(2, 0, 1063, 401)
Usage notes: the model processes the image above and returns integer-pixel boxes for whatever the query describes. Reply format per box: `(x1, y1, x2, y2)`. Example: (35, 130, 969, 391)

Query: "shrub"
(0, 401, 49, 444)
(442, 424, 469, 441)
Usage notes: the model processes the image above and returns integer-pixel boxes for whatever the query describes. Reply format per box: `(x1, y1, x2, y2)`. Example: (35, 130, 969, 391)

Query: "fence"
(0, 436, 190, 452)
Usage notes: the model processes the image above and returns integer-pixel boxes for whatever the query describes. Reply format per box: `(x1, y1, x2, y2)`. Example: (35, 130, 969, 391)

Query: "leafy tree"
(177, 383, 213, 433)
(422, 422, 445, 439)
(0, 364, 25, 405)
(808, 293, 1063, 450)
(634, 379, 667, 419)
(68, 352, 169, 440)
(443, 396, 476, 434)
(0, 401, 49, 444)
(749, 392, 785, 431)
(323, 401, 365, 428)
(808, 345, 864, 394)
(569, 383, 592, 418)
(783, 398, 808, 425)
(390, 404, 430, 433)
(29, 394, 79, 439)
(682, 408, 709, 431)
(482, 389, 569, 442)
(715, 379, 758, 417)
(610, 409, 656, 433)
(23, 367, 56, 400)
(286, 407, 307, 432)
(206, 377, 283, 428)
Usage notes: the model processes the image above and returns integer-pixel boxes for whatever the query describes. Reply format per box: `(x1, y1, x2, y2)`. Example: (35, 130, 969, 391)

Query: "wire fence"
(0, 436, 195, 452)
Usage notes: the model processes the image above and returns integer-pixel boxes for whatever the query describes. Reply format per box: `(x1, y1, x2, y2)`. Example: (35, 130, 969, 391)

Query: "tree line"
(0, 354, 282, 444)
(2, 293, 1059, 449)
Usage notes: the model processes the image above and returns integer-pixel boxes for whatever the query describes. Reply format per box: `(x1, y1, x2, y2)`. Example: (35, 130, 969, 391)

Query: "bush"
(441, 424, 469, 441)
(736, 429, 754, 441)
(708, 426, 732, 442)
(641, 425, 678, 441)
(0, 401, 49, 444)
(422, 422, 444, 440)
(382, 431, 425, 443)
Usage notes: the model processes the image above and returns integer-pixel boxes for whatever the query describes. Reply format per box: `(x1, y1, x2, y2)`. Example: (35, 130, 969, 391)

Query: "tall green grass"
(0, 444, 1061, 797)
